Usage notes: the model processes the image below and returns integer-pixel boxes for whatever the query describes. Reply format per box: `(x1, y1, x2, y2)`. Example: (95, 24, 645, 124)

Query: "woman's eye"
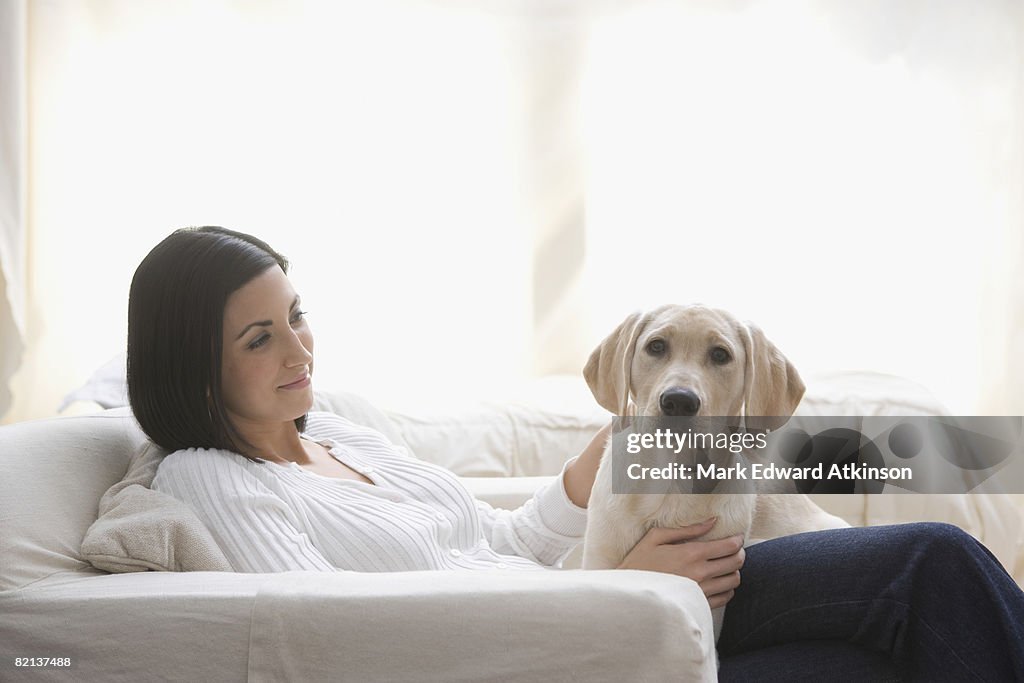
(646, 339, 666, 355)
(290, 309, 307, 324)
(248, 334, 270, 350)
(710, 346, 732, 364)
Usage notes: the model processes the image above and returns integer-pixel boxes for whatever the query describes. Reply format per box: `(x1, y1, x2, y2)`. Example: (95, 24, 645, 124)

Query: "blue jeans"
(717, 523, 1024, 682)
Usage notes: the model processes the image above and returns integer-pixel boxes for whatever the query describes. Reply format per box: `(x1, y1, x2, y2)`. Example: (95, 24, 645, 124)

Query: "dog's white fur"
(581, 305, 848, 636)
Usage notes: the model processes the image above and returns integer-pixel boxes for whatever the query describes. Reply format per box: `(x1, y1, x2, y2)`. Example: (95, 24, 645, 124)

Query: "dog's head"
(583, 304, 804, 425)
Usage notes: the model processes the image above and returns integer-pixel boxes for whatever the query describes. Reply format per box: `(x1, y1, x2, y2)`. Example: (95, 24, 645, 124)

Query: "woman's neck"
(230, 418, 309, 464)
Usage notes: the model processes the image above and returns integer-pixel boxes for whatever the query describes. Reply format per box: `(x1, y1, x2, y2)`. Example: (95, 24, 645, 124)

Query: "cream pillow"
(81, 441, 231, 573)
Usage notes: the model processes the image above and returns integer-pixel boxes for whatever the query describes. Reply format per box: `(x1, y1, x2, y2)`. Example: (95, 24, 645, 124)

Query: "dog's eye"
(646, 339, 666, 356)
(710, 346, 732, 364)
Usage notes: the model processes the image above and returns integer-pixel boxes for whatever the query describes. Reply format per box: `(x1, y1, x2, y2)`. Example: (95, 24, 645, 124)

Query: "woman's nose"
(285, 330, 314, 366)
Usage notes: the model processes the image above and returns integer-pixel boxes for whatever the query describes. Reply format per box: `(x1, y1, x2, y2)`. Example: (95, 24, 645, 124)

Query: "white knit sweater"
(152, 411, 588, 573)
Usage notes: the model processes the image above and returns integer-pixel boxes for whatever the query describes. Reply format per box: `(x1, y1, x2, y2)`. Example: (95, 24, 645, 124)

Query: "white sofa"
(2, 372, 1022, 681)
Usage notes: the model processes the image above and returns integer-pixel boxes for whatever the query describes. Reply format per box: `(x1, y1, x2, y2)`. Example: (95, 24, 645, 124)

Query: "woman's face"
(220, 266, 314, 428)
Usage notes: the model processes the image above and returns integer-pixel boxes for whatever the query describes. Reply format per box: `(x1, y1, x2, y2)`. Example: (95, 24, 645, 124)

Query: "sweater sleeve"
(152, 449, 339, 573)
(474, 456, 589, 568)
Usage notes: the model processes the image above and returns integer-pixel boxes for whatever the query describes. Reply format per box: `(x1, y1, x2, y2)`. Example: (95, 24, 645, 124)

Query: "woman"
(131, 227, 1024, 681)
(132, 227, 732, 577)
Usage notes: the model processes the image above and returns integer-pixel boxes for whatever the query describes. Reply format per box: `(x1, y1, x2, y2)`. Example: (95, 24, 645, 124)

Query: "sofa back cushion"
(311, 391, 409, 449)
(0, 409, 149, 591)
(382, 372, 952, 478)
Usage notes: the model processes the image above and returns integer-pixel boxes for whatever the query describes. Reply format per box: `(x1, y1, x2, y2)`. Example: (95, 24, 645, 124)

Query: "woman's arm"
(562, 422, 612, 508)
(472, 424, 609, 566)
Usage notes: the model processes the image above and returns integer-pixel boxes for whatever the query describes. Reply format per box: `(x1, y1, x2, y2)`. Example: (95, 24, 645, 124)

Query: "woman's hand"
(617, 518, 745, 609)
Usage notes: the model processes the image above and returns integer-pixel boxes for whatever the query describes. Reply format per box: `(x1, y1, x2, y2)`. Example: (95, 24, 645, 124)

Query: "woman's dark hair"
(128, 226, 307, 458)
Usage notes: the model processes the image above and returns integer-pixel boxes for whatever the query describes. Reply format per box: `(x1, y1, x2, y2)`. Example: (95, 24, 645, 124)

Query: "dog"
(581, 304, 848, 639)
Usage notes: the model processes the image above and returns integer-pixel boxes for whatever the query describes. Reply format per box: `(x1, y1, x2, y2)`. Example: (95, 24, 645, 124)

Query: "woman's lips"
(279, 374, 311, 390)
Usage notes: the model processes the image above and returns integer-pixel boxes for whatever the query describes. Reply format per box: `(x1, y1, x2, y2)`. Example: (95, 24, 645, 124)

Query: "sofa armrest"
(247, 569, 716, 682)
(0, 568, 716, 682)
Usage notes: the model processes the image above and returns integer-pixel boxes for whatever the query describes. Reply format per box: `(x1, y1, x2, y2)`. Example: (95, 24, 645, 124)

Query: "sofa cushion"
(58, 353, 128, 411)
(311, 390, 409, 450)
(0, 409, 149, 591)
(385, 372, 953, 478)
(383, 377, 610, 477)
(798, 370, 951, 417)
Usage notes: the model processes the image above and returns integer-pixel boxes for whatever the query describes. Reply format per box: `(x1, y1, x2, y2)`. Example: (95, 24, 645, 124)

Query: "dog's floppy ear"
(739, 321, 805, 428)
(584, 311, 647, 415)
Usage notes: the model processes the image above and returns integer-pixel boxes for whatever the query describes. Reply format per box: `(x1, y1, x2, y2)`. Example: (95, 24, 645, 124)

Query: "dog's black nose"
(660, 389, 701, 416)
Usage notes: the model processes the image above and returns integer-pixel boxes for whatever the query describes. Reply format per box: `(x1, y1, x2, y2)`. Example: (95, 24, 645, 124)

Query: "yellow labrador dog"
(581, 305, 848, 637)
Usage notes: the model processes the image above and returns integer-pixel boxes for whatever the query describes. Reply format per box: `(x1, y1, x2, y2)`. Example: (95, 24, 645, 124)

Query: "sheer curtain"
(2, 0, 1022, 422)
(578, 0, 1024, 416)
(9, 0, 536, 419)
(0, 0, 26, 421)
